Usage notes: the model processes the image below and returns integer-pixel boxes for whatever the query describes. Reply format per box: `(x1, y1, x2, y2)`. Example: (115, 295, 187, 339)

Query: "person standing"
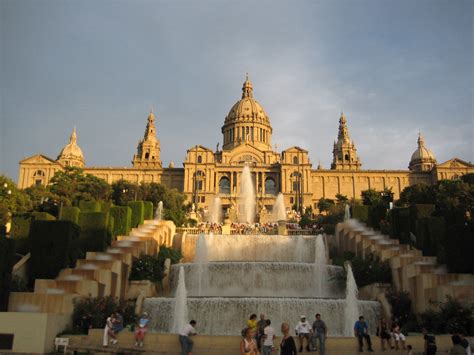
(450, 334, 467, 355)
(377, 317, 393, 351)
(179, 320, 197, 355)
(312, 313, 327, 355)
(262, 319, 275, 355)
(135, 312, 150, 348)
(240, 327, 258, 355)
(113, 310, 124, 334)
(256, 314, 267, 351)
(103, 312, 118, 346)
(422, 328, 437, 355)
(295, 315, 312, 352)
(247, 314, 258, 334)
(354, 316, 374, 352)
(280, 322, 298, 355)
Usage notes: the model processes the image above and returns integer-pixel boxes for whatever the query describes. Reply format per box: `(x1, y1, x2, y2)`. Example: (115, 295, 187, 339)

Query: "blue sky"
(1, 0, 472, 181)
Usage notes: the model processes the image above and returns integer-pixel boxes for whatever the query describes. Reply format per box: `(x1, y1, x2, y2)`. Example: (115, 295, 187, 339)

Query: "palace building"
(18, 76, 473, 213)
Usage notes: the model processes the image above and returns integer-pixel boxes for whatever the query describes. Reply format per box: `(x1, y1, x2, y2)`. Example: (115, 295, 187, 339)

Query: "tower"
(409, 133, 437, 172)
(331, 112, 361, 170)
(57, 127, 85, 167)
(132, 110, 162, 168)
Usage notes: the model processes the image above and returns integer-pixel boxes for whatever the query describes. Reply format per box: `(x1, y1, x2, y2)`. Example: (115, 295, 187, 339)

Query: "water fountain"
(315, 234, 328, 297)
(238, 166, 256, 223)
(271, 193, 286, 222)
(344, 262, 360, 337)
(194, 234, 209, 296)
(344, 204, 351, 221)
(155, 201, 163, 221)
(171, 266, 188, 333)
(208, 196, 222, 224)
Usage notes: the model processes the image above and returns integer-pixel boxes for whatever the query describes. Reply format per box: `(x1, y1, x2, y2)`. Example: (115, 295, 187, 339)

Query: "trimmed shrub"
(78, 200, 102, 212)
(110, 206, 132, 237)
(390, 207, 411, 243)
(415, 217, 446, 259)
(107, 216, 114, 245)
(410, 204, 435, 232)
(128, 201, 145, 228)
(143, 201, 154, 220)
(352, 205, 369, 223)
(60, 206, 81, 224)
(10, 214, 32, 239)
(30, 220, 80, 281)
(0, 235, 15, 311)
(368, 204, 387, 229)
(78, 212, 110, 252)
(31, 212, 55, 221)
(444, 223, 474, 273)
(100, 201, 114, 213)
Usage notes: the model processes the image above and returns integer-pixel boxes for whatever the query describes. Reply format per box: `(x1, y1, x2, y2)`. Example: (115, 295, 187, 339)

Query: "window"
(292, 181, 300, 192)
(344, 154, 349, 161)
(145, 152, 150, 159)
(34, 170, 45, 177)
(197, 155, 202, 163)
(35, 179, 42, 186)
(290, 197, 294, 204)
(219, 177, 231, 194)
(265, 178, 277, 195)
(293, 156, 299, 165)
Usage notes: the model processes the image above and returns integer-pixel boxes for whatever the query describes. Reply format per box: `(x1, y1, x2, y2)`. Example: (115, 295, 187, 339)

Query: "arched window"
(293, 156, 299, 165)
(291, 172, 301, 192)
(265, 178, 277, 195)
(344, 154, 349, 161)
(34, 170, 45, 177)
(145, 152, 150, 159)
(219, 177, 231, 194)
(195, 170, 205, 191)
(197, 155, 202, 164)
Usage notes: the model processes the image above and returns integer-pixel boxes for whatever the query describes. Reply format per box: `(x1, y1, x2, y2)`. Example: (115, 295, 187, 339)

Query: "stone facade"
(18, 77, 473, 213)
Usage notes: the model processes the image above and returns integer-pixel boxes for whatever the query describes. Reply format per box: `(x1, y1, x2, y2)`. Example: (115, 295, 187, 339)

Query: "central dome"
(222, 76, 273, 151)
(224, 77, 270, 125)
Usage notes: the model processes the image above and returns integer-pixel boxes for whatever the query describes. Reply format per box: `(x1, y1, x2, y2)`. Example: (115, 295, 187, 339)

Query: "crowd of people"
(191, 221, 324, 235)
(101, 310, 472, 354)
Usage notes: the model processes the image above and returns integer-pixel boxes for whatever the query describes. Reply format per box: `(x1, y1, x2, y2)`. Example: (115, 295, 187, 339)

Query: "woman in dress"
(240, 327, 259, 355)
(280, 322, 297, 355)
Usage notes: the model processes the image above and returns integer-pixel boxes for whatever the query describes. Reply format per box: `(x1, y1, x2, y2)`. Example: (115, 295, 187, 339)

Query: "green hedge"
(107, 216, 114, 245)
(0, 235, 15, 311)
(415, 217, 446, 260)
(127, 201, 145, 228)
(78, 212, 110, 252)
(60, 206, 81, 224)
(31, 212, 56, 221)
(110, 206, 132, 237)
(30, 220, 80, 281)
(390, 207, 411, 243)
(79, 200, 102, 212)
(410, 204, 435, 232)
(11, 214, 32, 239)
(352, 205, 369, 223)
(368, 204, 387, 229)
(10, 212, 55, 239)
(144, 201, 154, 220)
(101, 201, 114, 213)
(444, 224, 474, 273)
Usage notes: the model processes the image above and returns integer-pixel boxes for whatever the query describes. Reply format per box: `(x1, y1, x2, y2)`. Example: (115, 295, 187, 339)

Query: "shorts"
(393, 332, 405, 341)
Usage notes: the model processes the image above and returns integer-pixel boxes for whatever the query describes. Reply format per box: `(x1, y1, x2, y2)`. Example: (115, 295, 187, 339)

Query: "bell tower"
(132, 110, 162, 168)
(331, 112, 361, 170)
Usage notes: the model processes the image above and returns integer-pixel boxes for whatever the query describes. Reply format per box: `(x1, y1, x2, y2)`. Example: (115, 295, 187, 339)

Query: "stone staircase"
(7, 222, 170, 315)
(336, 220, 474, 313)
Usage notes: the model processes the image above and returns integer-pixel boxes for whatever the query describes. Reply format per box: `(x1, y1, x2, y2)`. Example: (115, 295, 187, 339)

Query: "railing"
(177, 227, 320, 236)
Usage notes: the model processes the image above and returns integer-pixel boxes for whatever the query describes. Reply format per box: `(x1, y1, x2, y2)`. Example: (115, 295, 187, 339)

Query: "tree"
(317, 198, 335, 213)
(361, 188, 393, 206)
(49, 167, 111, 205)
(461, 173, 474, 185)
(398, 183, 436, 206)
(0, 175, 32, 225)
(111, 180, 140, 206)
(335, 193, 348, 204)
(24, 185, 63, 216)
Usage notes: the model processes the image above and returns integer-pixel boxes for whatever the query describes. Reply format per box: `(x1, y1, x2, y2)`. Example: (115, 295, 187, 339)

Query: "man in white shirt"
(295, 315, 312, 352)
(262, 319, 275, 355)
(179, 320, 197, 355)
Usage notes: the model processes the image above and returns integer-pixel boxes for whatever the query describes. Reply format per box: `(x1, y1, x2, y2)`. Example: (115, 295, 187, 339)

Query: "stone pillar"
(278, 220, 287, 236)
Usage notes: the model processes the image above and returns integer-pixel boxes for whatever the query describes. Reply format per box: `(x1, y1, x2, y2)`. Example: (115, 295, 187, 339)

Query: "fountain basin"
(170, 262, 343, 298)
(143, 297, 380, 336)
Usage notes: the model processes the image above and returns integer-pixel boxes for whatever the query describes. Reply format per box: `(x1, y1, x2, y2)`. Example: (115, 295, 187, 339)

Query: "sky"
(1, 0, 473, 181)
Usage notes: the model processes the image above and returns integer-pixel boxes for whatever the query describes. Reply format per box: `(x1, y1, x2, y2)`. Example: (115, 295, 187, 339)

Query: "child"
(406, 344, 413, 355)
(103, 312, 118, 346)
(392, 322, 406, 350)
(135, 312, 150, 347)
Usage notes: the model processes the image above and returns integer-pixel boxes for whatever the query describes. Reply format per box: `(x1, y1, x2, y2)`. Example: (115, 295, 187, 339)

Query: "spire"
(337, 112, 350, 143)
(418, 132, 425, 147)
(70, 126, 77, 144)
(144, 110, 157, 141)
(242, 73, 253, 99)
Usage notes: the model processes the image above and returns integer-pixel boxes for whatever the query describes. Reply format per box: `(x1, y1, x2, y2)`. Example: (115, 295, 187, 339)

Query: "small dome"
(409, 133, 436, 171)
(410, 134, 436, 162)
(224, 76, 270, 126)
(57, 127, 85, 166)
